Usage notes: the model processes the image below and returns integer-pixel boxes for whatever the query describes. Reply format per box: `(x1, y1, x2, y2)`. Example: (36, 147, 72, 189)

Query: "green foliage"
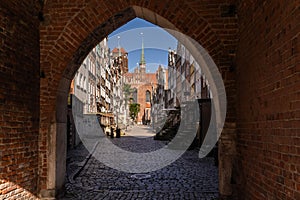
(123, 83, 133, 106)
(129, 103, 140, 121)
(123, 84, 132, 98)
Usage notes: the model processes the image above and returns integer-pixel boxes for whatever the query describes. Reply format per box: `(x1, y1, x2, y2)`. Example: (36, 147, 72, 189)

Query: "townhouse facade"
(68, 38, 128, 148)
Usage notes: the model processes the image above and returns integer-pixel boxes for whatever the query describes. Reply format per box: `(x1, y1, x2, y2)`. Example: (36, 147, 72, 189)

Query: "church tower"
(139, 33, 146, 74)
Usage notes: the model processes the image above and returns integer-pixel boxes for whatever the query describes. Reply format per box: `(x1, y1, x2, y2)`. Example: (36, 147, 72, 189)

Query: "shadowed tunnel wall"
(0, 0, 299, 199)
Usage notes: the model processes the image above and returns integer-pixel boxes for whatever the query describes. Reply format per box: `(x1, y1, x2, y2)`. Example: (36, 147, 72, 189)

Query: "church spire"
(117, 36, 121, 57)
(139, 32, 146, 66)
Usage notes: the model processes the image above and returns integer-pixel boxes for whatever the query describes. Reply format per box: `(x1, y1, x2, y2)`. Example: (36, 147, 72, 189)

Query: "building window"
(76, 73, 80, 86)
(86, 59, 89, 71)
(132, 88, 137, 103)
(79, 74, 83, 88)
(83, 76, 86, 91)
(146, 90, 151, 102)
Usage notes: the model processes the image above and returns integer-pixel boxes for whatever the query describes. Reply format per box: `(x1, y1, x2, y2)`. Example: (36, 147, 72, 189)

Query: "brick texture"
(124, 73, 158, 123)
(39, 0, 238, 196)
(0, 1, 40, 199)
(236, 0, 300, 199)
(1, 0, 298, 199)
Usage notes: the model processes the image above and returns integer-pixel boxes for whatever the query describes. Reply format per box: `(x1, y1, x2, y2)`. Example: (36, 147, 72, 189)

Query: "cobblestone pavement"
(61, 125, 219, 200)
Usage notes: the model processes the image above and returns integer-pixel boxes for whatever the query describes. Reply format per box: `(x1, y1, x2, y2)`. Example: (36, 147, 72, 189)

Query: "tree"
(123, 83, 133, 106)
(129, 103, 140, 122)
(123, 83, 134, 125)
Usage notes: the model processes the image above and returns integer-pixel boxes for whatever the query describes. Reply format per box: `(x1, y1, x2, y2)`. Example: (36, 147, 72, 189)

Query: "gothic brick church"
(123, 39, 157, 124)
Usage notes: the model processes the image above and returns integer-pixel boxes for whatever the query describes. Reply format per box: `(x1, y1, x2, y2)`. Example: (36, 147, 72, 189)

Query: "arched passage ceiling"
(38, 0, 238, 193)
(40, 0, 238, 81)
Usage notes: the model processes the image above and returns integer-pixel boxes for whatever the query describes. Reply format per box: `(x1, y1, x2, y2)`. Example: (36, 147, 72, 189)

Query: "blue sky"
(108, 18, 177, 73)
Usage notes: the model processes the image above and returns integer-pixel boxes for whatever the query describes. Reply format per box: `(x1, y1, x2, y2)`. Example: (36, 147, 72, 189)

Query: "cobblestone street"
(61, 125, 219, 200)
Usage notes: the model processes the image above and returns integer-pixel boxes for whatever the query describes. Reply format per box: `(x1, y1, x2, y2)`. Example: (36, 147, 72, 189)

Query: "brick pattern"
(0, 1, 40, 199)
(236, 0, 300, 199)
(39, 6, 137, 192)
(124, 73, 157, 123)
(39, 1, 239, 196)
(4, 0, 287, 199)
(39, 0, 239, 197)
(1, 0, 298, 199)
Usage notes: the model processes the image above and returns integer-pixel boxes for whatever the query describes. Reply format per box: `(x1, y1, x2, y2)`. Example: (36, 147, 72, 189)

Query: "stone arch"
(40, 2, 237, 198)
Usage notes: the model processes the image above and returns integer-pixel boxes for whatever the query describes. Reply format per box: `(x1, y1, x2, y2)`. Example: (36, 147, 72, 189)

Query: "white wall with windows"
(73, 38, 113, 114)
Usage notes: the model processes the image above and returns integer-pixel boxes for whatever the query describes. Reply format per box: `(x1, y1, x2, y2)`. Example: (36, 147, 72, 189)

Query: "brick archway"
(39, 1, 238, 198)
(2, 1, 299, 200)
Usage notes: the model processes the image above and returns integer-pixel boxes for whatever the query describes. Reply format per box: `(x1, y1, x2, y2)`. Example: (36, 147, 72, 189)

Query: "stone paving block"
(61, 126, 219, 200)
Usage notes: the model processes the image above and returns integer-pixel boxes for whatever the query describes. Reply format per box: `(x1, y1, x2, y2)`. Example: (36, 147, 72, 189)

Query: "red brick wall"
(125, 73, 157, 123)
(0, 1, 40, 199)
(2, 0, 279, 199)
(236, 0, 300, 199)
(0, 0, 297, 199)
(39, 0, 239, 197)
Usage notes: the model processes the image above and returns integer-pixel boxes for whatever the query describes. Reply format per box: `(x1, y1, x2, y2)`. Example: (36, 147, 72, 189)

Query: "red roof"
(112, 47, 127, 54)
